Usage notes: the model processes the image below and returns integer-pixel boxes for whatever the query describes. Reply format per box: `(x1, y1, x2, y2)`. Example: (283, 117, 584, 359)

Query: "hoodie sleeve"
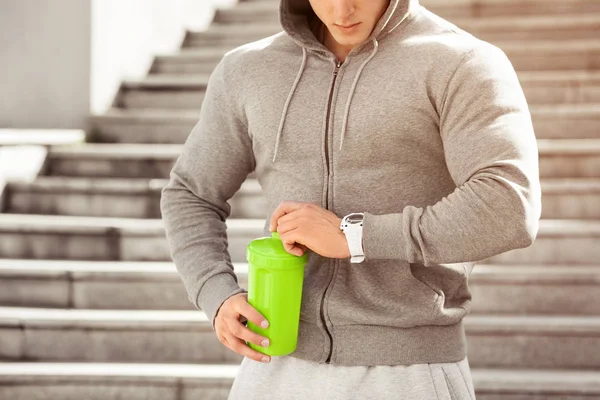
(361, 43, 542, 266)
(160, 56, 254, 328)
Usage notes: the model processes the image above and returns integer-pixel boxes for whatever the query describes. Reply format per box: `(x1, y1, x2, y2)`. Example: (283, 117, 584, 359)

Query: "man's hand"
(269, 201, 351, 259)
(214, 293, 272, 363)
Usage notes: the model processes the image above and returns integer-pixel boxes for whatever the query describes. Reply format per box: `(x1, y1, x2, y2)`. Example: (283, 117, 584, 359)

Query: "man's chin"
(333, 36, 367, 47)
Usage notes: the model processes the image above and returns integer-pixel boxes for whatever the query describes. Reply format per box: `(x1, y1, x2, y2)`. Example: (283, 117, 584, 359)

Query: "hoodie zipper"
(320, 59, 342, 363)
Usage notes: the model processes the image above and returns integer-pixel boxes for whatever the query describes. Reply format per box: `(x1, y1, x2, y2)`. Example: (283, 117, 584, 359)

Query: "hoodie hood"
(272, 0, 421, 163)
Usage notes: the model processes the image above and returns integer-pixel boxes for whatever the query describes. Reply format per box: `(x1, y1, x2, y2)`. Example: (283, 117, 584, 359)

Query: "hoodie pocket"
(326, 259, 443, 327)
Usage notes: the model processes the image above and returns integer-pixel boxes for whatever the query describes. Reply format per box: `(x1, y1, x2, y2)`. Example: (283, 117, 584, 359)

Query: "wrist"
(340, 212, 365, 263)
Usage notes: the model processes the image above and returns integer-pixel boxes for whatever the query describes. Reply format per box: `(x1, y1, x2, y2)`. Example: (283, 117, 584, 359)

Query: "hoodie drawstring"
(339, 38, 379, 151)
(272, 39, 379, 163)
(272, 47, 308, 163)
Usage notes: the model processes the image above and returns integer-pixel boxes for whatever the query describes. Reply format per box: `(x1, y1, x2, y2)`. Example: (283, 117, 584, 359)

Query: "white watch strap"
(344, 226, 364, 263)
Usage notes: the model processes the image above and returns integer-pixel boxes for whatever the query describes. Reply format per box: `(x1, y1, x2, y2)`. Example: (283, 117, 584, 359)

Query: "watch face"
(345, 213, 364, 224)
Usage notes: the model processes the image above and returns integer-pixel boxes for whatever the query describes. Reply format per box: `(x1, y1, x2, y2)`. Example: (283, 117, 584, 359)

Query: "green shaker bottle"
(246, 231, 308, 356)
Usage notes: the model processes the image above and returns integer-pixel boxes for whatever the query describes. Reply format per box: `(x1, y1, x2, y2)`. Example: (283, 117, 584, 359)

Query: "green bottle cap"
(246, 231, 308, 269)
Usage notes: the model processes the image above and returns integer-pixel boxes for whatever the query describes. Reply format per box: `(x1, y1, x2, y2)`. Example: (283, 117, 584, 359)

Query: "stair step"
(484, 219, 600, 265)
(533, 104, 600, 139)
(47, 143, 183, 179)
(151, 39, 600, 74)
(1, 260, 599, 315)
(0, 129, 86, 146)
(45, 139, 600, 178)
(1, 363, 599, 400)
(537, 139, 600, 178)
(0, 307, 240, 364)
(187, 14, 600, 47)
(116, 75, 209, 109)
(120, 75, 212, 89)
(5, 177, 164, 219)
(4, 177, 265, 219)
(422, 0, 600, 17)
(4, 177, 599, 220)
(0, 260, 246, 310)
(0, 214, 263, 262)
(541, 178, 600, 219)
(117, 70, 600, 109)
(213, 0, 600, 24)
(460, 368, 600, 399)
(469, 265, 600, 315)
(0, 362, 237, 400)
(518, 70, 600, 105)
(151, 47, 227, 75)
(465, 315, 600, 369)
(1, 306, 599, 368)
(46, 142, 254, 179)
(88, 109, 200, 144)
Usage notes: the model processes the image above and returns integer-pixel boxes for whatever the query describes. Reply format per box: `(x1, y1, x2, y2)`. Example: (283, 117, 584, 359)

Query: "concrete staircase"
(1, 0, 600, 398)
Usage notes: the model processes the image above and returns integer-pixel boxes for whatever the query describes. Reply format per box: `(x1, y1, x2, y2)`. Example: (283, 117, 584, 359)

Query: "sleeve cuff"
(362, 211, 408, 260)
(195, 272, 248, 331)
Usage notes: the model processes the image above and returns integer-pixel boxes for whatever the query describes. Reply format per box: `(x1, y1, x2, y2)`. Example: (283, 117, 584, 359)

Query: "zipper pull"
(334, 60, 342, 75)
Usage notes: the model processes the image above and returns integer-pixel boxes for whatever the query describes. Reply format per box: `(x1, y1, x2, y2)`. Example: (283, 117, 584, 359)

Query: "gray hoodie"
(160, 0, 542, 366)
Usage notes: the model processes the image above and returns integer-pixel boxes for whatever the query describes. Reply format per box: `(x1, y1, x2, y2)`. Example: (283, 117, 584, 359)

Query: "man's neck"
(317, 22, 350, 63)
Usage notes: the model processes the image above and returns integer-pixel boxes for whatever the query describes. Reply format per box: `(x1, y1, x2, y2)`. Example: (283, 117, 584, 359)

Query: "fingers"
(269, 200, 306, 231)
(296, 243, 308, 253)
(276, 228, 305, 256)
(227, 335, 272, 363)
(216, 315, 271, 364)
(229, 317, 271, 349)
(214, 293, 272, 363)
(235, 295, 269, 329)
(285, 242, 305, 257)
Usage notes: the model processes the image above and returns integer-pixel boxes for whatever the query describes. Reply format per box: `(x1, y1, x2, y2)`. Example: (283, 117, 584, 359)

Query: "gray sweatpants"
(228, 354, 476, 399)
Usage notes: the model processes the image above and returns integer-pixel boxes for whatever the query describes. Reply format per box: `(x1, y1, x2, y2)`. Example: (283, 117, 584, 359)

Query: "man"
(160, 0, 541, 398)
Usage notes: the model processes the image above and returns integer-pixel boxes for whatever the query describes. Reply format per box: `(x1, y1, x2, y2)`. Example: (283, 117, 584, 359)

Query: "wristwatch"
(340, 212, 365, 263)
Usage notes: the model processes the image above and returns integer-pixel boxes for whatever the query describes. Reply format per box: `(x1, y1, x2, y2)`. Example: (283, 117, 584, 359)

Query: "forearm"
(362, 169, 541, 265)
(161, 182, 247, 327)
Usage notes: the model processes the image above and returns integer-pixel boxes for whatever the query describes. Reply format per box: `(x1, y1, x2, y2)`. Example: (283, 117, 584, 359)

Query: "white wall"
(0, 0, 236, 128)
(90, 0, 236, 115)
(0, 0, 92, 129)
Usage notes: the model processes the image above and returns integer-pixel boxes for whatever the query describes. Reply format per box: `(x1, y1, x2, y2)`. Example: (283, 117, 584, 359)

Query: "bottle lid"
(246, 231, 308, 269)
